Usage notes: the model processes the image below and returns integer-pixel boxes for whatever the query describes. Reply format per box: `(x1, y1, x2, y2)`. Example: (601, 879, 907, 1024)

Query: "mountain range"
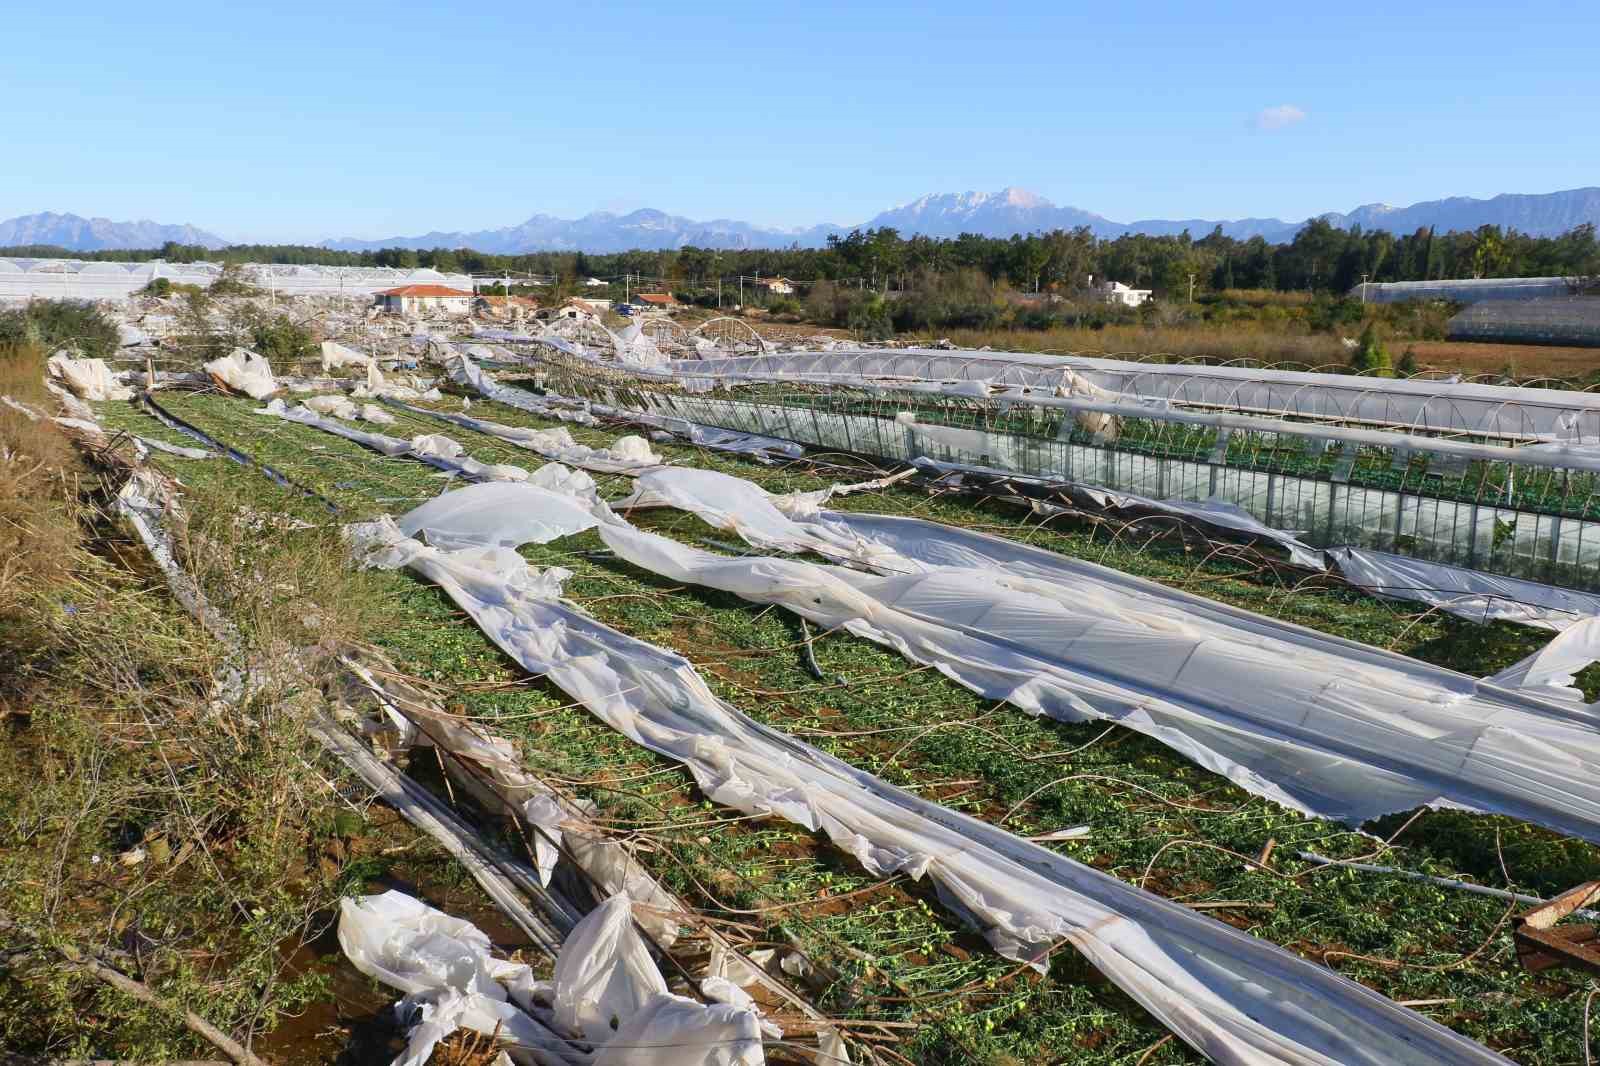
(322, 186, 1600, 252)
(0, 211, 227, 251)
(5, 186, 1600, 255)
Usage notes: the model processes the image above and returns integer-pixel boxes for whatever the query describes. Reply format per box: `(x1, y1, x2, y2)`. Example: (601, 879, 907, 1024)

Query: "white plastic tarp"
(592, 467, 1600, 842)
(599, 519, 1600, 841)
(1330, 546, 1600, 631)
(204, 348, 278, 400)
(398, 403, 662, 474)
(258, 399, 530, 482)
(397, 481, 600, 550)
(46, 353, 133, 401)
(340, 891, 763, 1066)
(1087, 489, 1326, 570)
(348, 512, 1513, 1066)
(321, 340, 372, 370)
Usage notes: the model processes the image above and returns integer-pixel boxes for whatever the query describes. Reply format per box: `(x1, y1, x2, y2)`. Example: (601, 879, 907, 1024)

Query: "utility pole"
(1360, 273, 1369, 303)
(717, 275, 722, 310)
(1187, 272, 1195, 302)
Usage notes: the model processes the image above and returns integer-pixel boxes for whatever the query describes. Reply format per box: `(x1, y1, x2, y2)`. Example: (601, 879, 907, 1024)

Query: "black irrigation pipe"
(139, 390, 342, 514)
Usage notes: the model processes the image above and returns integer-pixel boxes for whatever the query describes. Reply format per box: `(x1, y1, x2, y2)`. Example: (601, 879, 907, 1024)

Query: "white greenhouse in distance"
(0, 257, 477, 300)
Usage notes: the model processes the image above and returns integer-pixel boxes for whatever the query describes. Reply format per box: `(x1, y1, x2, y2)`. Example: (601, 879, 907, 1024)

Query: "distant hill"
(323, 208, 842, 254)
(324, 186, 1600, 253)
(0, 212, 228, 252)
(14, 187, 1600, 256)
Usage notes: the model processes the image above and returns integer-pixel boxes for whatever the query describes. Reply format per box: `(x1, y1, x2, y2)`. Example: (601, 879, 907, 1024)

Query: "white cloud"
(1253, 104, 1307, 131)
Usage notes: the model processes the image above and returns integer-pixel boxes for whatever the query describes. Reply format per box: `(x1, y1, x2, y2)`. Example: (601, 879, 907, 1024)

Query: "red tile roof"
(375, 284, 473, 298)
(636, 292, 676, 305)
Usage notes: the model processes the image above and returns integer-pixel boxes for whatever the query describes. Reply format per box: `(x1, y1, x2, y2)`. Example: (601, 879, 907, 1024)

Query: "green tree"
(1349, 322, 1393, 376)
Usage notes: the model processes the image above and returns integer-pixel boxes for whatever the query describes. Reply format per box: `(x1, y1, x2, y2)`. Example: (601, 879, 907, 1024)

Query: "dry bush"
(0, 343, 85, 706)
(943, 324, 1349, 368)
(0, 366, 377, 1059)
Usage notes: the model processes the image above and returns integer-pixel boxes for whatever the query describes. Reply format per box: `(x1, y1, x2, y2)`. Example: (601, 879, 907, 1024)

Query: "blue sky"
(3, 0, 1594, 242)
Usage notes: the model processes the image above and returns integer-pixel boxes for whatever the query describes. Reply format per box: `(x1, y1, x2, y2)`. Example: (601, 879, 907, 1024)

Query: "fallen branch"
(0, 912, 268, 1066)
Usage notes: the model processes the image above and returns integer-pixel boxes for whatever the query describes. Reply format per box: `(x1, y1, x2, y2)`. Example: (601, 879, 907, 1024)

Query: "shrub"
(0, 301, 118, 359)
(249, 315, 317, 373)
(847, 296, 894, 340)
(1349, 322, 1393, 376)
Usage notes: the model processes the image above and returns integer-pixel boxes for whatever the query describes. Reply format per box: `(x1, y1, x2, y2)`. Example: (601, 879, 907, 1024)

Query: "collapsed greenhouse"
(481, 339, 1600, 605)
(18, 312, 1600, 1066)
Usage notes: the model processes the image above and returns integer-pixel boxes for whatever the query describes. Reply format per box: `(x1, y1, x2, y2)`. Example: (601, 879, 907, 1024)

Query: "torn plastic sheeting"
(1488, 617, 1600, 705)
(46, 353, 133, 401)
(397, 402, 662, 474)
(301, 393, 398, 426)
(443, 353, 597, 426)
(397, 481, 600, 551)
(347, 519, 1512, 1066)
(340, 891, 763, 1066)
(1330, 546, 1600, 631)
(619, 467, 893, 566)
(304, 394, 360, 419)
(137, 436, 215, 460)
(203, 348, 279, 400)
(258, 399, 530, 482)
(584, 468, 1600, 828)
(322, 340, 372, 370)
(615, 320, 669, 369)
(352, 661, 690, 947)
(1082, 488, 1326, 571)
(338, 890, 580, 1066)
(444, 350, 799, 461)
(601, 521, 1600, 843)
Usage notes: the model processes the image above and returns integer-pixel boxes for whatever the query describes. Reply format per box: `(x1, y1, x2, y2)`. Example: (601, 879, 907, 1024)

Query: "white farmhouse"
(373, 284, 474, 316)
(1090, 276, 1152, 308)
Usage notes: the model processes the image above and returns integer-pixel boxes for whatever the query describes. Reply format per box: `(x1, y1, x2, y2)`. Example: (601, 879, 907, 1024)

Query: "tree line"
(2, 219, 1597, 298)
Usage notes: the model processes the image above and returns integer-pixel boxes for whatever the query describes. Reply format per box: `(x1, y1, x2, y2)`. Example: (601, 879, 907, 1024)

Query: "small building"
(756, 276, 796, 295)
(636, 292, 678, 310)
(539, 299, 601, 322)
(474, 294, 539, 319)
(373, 284, 474, 316)
(1090, 277, 1152, 308)
(583, 277, 609, 288)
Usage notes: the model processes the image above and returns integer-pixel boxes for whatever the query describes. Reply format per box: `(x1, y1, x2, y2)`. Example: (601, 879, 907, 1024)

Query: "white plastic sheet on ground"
(442, 353, 596, 426)
(1330, 546, 1600, 630)
(340, 891, 763, 1066)
(137, 436, 215, 459)
(347, 511, 1514, 1066)
(322, 339, 372, 371)
(396, 481, 600, 551)
(600, 519, 1600, 841)
(399, 402, 662, 474)
(356, 362, 444, 403)
(615, 321, 669, 369)
(592, 467, 1600, 842)
(1084, 488, 1326, 571)
(204, 348, 279, 400)
(258, 399, 530, 482)
(1488, 616, 1600, 705)
(46, 353, 133, 401)
(442, 350, 801, 460)
(344, 656, 684, 946)
(619, 467, 894, 566)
